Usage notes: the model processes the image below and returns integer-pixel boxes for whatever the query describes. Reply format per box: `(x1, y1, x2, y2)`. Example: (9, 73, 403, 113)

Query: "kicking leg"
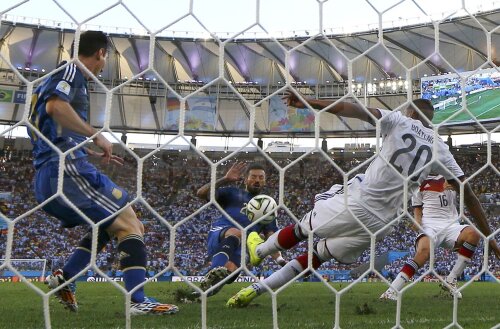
(248, 216, 309, 266)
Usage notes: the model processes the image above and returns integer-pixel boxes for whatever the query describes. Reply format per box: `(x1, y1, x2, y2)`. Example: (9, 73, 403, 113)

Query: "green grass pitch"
(0, 281, 498, 328)
(432, 88, 500, 124)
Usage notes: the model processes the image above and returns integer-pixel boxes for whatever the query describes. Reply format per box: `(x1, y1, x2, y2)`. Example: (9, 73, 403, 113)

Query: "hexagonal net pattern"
(0, 1, 499, 329)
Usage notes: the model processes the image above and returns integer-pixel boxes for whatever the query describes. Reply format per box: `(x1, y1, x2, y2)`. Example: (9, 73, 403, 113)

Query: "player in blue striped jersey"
(28, 30, 177, 315)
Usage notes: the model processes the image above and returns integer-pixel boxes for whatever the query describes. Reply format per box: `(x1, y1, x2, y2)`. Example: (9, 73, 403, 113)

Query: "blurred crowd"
(0, 145, 498, 280)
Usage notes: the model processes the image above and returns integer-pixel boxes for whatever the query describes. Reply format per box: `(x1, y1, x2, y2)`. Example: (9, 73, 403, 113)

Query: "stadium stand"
(1, 143, 498, 281)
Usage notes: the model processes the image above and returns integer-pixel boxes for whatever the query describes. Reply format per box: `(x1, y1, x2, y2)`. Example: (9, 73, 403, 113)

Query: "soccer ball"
(246, 194, 278, 225)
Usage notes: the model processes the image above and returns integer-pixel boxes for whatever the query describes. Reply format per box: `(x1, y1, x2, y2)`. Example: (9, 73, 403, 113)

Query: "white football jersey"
(356, 109, 464, 221)
(412, 175, 458, 226)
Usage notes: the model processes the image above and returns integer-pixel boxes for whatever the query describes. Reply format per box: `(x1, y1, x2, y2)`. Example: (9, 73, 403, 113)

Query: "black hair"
(70, 31, 108, 58)
(412, 98, 434, 120)
(245, 163, 266, 177)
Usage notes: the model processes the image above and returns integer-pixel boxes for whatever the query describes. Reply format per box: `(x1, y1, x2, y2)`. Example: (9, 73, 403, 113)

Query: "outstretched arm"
(283, 91, 382, 123)
(449, 178, 500, 259)
(196, 161, 247, 200)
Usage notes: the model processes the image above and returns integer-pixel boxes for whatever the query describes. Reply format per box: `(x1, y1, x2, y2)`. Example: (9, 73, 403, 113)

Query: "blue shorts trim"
(35, 158, 129, 228)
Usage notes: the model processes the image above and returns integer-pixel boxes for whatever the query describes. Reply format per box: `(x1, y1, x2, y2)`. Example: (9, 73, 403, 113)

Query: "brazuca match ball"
(246, 194, 278, 225)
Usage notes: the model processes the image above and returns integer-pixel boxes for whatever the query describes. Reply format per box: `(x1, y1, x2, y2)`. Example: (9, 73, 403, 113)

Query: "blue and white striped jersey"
(28, 61, 90, 168)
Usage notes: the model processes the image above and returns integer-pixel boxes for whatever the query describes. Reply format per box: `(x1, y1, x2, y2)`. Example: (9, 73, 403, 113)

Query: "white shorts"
(417, 223, 469, 250)
(301, 177, 395, 264)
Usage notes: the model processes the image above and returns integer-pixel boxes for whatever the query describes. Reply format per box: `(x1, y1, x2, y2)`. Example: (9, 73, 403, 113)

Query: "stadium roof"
(0, 9, 499, 137)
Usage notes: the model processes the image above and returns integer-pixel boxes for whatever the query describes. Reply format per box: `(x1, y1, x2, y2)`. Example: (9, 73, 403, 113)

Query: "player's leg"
(228, 233, 370, 308)
(196, 227, 241, 296)
(106, 206, 178, 315)
(247, 211, 311, 266)
(36, 160, 119, 311)
(60, 159, 176, 314)
(381, 235, 430, 300)
(247, 182, 355, 266)
(447, 226, 479, 281)
(45, 227, 111, 311)
(210, 227, 241, 270)
(229, 190, 373, 307)
(227, 242, 324, 308)
(394, 235, 430, 289)
(62, 228, 111, 280)
(441, 225, 479, 298)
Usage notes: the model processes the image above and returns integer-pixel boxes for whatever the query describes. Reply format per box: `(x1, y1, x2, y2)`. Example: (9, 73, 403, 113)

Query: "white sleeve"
(378, 110, 402, 135)
(411, 190, 423, 207)
(433, 141, 465, 180)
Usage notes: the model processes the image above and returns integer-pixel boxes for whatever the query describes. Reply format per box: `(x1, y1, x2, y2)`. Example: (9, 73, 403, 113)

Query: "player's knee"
(315, 240, 357, 264)
(118, 235, 147, 270)
(463, 227, 480, 244)
(225, 227, 242, 239)
(294, 223, 308, 240)
(110, 206, 143, 238)
(78, 228, 111, 252)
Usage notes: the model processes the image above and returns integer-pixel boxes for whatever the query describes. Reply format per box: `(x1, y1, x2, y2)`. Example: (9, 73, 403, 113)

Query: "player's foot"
(130, 297, 179, 315)
(226, 285, 259, 308)
(379, 288, 397, 301)
(46, 269, 78, 312)
(199, 266, 230, 296)
(247, 232, 264, 266)
(440, 278, 462, 299)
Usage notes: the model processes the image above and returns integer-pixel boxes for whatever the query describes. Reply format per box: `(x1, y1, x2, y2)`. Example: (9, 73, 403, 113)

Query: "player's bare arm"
(412, 206, 423, 231)
(449, 178, 500, 259)
(283, 91, 381, 123)
(196, 161, 247, 200)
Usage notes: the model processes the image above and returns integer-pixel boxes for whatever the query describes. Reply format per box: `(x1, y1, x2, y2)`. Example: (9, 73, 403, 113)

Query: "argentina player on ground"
(193, 162, 286, 297)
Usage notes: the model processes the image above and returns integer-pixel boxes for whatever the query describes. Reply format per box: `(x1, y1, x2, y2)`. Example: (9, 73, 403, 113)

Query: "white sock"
(391, 272, 410, 292)
(254, 259, 304, 293)
(447, 255, 470, 281)
(256, 230, 281, 259)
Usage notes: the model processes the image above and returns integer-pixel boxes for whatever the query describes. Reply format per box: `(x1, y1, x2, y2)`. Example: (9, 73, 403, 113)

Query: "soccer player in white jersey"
(227, 92, 500, 307)
(380, 176, 480, 300)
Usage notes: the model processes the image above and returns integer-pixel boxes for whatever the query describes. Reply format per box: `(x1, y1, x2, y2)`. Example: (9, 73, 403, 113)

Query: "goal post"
(0, 259, 48, 282)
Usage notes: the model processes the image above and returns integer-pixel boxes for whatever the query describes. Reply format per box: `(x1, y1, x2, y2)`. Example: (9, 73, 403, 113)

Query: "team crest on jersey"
(56, 81, 71, 95)
(112, 188, 123, 200)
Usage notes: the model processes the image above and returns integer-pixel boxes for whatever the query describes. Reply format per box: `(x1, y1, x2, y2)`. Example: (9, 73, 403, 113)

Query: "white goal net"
(0, 0, 499, 328)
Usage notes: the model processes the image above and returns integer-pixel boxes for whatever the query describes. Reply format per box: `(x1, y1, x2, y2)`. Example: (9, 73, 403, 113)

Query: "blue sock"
(123, 268, 146, 303)
(118, 234, 146, 303)
(211, 235, 240, 268)
(62, 229, 110, 281)
(63, 248, 91, 280)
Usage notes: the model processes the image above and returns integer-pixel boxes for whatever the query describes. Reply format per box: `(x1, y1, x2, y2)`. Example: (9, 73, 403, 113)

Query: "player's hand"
(282, 91, 307, 108)
(224, 161, 246, 182)
(489, 240, 500, 259)
(86, 147, 124, 166)
(93, 133, 113, 165)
